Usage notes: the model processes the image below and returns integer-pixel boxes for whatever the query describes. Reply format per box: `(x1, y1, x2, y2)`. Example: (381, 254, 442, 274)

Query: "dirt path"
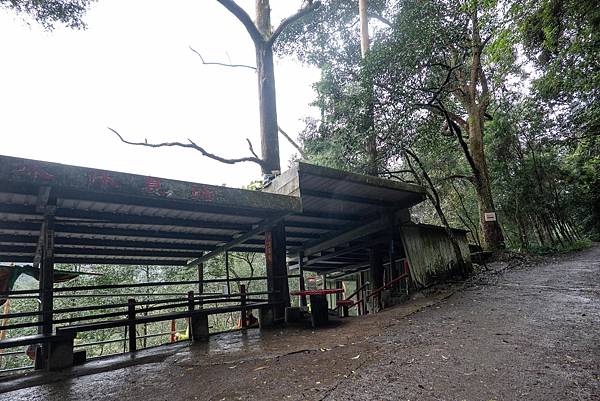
(1, 245, 598, 401)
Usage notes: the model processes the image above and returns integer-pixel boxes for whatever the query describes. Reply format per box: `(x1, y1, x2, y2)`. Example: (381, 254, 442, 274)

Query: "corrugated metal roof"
(0, 154, 302, 265)
(263, 162, 427, 274)
(0, 156, 428, 273)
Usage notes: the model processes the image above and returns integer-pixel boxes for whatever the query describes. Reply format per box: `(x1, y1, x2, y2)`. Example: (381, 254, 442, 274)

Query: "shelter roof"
(264, 162, 427, 274)
(0, 156, 427, 272)
(0, 154, 300, 266)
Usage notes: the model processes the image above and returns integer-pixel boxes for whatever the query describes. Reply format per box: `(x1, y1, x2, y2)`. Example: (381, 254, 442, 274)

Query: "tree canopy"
(0, 0, 95, 30)
(277, 0, 599, 250)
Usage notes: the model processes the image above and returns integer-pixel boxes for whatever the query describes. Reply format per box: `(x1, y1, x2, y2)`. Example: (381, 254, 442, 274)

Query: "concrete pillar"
(39, 209, 55, 370)
(264, 222, 289, 324)
(298, 252, 307, 307)
(197, 253, 204, 310)
(47, 334, 75, 371)
(368, 248, 384, 313)
(190, 313, 209, 342)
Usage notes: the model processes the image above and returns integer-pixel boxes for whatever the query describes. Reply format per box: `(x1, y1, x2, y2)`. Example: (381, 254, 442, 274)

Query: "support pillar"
(127, 298, 137, 352)
(225, 251, 231, 295)
(197, 254, 204, 310)
(39, 207, 55, 370)
(264, 222, 289, 325)
(368, 248, 384, 313)
(298, 252, 306, 307)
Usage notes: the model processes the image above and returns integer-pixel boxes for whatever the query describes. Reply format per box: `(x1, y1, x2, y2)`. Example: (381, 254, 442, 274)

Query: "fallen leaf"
(254, 366, 267, 371)
(351, 355, 360, 360)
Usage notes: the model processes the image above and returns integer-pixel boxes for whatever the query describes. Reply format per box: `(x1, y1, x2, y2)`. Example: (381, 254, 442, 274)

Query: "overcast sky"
(0, 0, 320, 188)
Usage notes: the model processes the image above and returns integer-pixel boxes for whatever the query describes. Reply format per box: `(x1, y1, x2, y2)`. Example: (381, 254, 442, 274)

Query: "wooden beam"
(298, 161, 427, 195)
(290, 214, 394, 258)
(0, 155, 302, 214)
(187, 214, 288, 265)
(301, 189, 396, 207)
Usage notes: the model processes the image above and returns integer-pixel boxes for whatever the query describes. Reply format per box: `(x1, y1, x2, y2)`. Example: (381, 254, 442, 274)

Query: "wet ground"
(1, 244, 598, 400)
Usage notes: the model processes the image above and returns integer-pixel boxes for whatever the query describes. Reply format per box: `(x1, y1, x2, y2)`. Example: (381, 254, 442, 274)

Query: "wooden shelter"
(0, 155, 466, 370)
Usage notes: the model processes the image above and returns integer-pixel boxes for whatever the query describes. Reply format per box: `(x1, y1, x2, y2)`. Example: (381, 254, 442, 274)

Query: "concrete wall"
(400, 224, 472, 288)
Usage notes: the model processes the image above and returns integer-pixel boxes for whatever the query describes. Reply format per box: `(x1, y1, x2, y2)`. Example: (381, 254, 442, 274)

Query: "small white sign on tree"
(484, 212, 497, 222)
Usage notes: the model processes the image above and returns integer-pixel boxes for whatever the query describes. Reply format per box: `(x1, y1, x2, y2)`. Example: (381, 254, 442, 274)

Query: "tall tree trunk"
(255, 0, 280, 174)
(256, 42, 280, 174)
(462, 4, 504, 251)
(217, 0, 319, 173)
(359, 0, 377, 175)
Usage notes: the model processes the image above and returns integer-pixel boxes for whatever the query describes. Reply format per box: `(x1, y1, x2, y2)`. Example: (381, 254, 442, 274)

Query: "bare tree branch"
(278, 126, 307, 158)
(367, 12, 392, 27)
(189, 46, 256, 71)
(216, 0, 264, 44)
(246, 138, 260, 159)
(109, 127, 266, 168)
(415, 102, 469, 129)
(269, 1, 321, 45)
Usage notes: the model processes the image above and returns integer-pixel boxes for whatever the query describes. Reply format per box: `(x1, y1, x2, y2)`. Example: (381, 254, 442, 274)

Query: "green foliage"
(1, 254, 271, 371)
(278, 0, 598, 251)
(0, 0, 95, 30)
(528, 239, 593, 255)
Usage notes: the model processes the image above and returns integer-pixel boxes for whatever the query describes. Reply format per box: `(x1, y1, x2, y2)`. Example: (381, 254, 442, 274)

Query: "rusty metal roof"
(0, 156, 427, 271)
(0, 155, 301, 266)
(263, 162, 427, 274)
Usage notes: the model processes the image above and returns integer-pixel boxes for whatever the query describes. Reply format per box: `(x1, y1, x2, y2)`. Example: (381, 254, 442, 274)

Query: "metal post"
(187, 291, 195, 341)
(356, 273, 363, 316)
(127, 298, 136, 352)
(240, 284, 247, 329)
(39, 209, 55, 368)
(335, 280, 343, 302)
(368, 248, 384, 313)
(264, 222, 290, 323)
(298, 252, 306, 307)
(197, 255, 204, 310)
(225, 251, 231, 295)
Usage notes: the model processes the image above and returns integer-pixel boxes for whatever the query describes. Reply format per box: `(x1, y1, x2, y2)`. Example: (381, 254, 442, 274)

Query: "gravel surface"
(1, 244, 598, 401)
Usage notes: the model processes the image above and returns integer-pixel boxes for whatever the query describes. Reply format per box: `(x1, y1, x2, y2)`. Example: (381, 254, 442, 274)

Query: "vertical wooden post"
(335, 280, 343, 301)
(298, 252, 306, 307)
(187, 290, 195, 340)
(39, 207, 55, 369)
(368, 248, 384, 313)
(264, 222, 289, 323)
(170, 320, 176, 343)
(240, 284, 247, 329)
(225, 251, 231, 295)
(197, 254, 204, 310)
(127, 298, 136, 352)
(356, 273, 363, 316)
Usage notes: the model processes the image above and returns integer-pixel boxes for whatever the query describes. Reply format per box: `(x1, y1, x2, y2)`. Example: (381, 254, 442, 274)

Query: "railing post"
(187, 290, 195, 340)
(170, 320, 176, 343)
(240, 284, 247, 329)
(225, 251, 231, 295)
(298, 252, 307, 307)
(197, 258, 204, 310)
(127, 298, 136, 352)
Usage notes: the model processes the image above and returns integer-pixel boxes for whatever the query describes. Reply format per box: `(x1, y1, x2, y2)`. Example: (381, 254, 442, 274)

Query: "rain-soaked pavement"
(1, 244, 599, 400)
